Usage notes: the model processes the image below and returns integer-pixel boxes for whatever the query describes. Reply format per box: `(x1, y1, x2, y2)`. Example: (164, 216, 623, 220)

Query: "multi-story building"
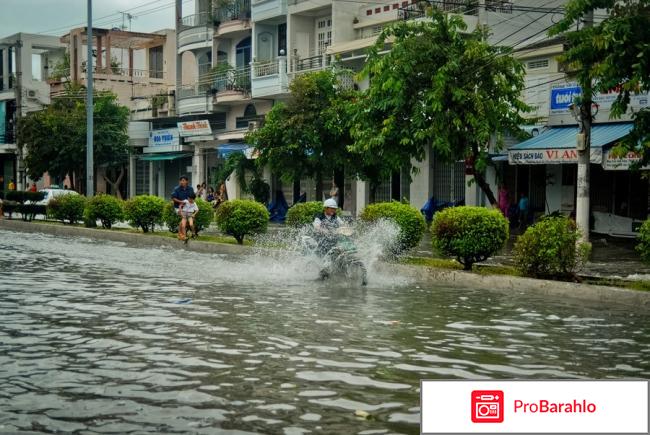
(54, 26, 177, 197)
(0, 33, 66, 191)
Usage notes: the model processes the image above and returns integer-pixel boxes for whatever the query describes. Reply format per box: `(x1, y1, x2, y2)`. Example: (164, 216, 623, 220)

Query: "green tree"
(17, 84, 130, 195)
(349, 11, 529, 206)
(551, 0, 650, 164)
(246, 70, 352, 199)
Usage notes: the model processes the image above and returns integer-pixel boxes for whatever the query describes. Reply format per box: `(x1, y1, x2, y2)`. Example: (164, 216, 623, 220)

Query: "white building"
(0, 33, 66, 191)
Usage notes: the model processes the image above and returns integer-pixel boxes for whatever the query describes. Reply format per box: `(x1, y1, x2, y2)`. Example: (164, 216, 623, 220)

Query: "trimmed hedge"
(286, 201, 323, 227)
(163, 198, 213, 234)
(124, 195, 166, 233)
(48, 194, 87, 225)
(215, 199, 269, 244)
(360, 201, 426, 254)
(514, 215, 591, 279)
(637, 219, 650, 263)
(432, 206, 509, 270)
(85, 194, 124, 229)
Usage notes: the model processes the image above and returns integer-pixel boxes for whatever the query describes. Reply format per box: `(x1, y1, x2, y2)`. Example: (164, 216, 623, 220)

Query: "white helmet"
(323, 198, 338, 209)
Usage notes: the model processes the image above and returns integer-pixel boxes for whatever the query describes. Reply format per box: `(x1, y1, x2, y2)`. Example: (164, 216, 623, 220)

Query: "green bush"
(124, 195, 166, 233)
(85, 194, 124, 229)
(286, 201, 323, 227)
(5, 191, 45, 203)
(637, 219, 650, 263)
(514, 215, 591, 279)
(163, 198, 213, 233)
(48, 194, 87, 225)
(360, 201, 426, 254)
(17, 203, 47, 222)
(215, 199, 269, 244)
(432, 206, 509, 270)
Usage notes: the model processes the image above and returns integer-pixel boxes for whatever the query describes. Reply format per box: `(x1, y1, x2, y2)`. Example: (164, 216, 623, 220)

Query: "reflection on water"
(1, 229, 649, 434)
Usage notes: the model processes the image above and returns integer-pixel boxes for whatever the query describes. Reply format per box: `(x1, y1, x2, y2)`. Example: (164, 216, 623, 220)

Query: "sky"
(0, 0, 187, 38)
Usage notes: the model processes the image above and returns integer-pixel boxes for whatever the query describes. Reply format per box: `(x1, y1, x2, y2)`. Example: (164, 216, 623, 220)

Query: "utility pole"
(575, 10, 593, 242)
(86, 0, 94, 196)
(14, 40, 24, 191)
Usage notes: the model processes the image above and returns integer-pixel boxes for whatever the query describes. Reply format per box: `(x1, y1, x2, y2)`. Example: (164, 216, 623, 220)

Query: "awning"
(508, 123, 633, 165)
(139, 153, 192, 161)
(217, 143, 257, 159)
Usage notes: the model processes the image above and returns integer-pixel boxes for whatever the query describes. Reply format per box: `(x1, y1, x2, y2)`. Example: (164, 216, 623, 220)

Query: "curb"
(0, 219, 249, 256)
(382, 263, 650, 308)
(2, 219, 648, 308)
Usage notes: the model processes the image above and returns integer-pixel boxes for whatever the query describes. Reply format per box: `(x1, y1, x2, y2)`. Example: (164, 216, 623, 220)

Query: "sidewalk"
(413, 229, 650, 280)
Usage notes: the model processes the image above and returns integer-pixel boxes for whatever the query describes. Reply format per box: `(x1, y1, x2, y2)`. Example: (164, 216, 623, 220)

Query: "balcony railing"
(253, 60, 280, 77)
(82, 65, 166, 80)
(290, 53, 331, 74)
(181, 12, 212, 28)
(398, 0, 479, 19)
(214, 0, 251, 23)
(179, 66, 252, 99)
(213, 66, 251, 94)
(356, 24, 385, 40)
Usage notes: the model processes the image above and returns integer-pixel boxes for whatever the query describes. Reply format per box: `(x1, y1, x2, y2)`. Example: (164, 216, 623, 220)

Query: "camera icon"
(471, 390, 504, 423)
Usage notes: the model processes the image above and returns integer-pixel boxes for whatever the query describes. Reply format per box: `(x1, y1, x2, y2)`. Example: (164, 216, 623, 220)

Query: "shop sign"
(602, 149, 650, 170)
(149, 129, 179, 147)
(509, 148, 602, 165)
(550, 83, 649, 114)
(178, 120, 212, 137)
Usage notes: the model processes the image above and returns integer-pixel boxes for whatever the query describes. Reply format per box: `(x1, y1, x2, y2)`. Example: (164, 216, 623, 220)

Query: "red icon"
(471, 390, 504, 423)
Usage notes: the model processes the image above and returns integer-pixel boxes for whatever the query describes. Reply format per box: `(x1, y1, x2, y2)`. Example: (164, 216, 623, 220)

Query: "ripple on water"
(1, 229, 650, 433)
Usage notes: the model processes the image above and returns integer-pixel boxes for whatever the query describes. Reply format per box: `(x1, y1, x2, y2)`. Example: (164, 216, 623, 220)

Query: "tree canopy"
(246, 69, 354, 199)
(17, 84, 130, 194)
(349, 10, 529, 205)
(551, 0, 650, 164)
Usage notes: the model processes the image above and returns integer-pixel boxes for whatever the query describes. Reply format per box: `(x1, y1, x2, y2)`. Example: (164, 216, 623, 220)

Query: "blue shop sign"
(550, 86, 582, 111)
(149, 128, 180, 147)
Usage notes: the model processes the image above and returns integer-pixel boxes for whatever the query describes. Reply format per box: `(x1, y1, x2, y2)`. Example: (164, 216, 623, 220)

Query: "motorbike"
(301, 227, 368, 286)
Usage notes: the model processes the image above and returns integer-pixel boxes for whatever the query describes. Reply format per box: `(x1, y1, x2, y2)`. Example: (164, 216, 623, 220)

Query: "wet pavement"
(1, 229, 650, 434)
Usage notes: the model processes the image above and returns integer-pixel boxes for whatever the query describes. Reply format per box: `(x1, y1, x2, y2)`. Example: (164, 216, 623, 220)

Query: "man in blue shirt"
(518, 192, 530, 230)
(171, 176, 195, 240)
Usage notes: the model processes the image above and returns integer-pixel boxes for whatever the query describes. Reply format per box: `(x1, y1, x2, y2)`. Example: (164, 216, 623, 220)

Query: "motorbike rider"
(312, 198, 345, 276)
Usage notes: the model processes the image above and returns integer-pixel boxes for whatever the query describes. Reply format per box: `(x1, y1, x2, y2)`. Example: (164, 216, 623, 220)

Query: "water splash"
(250, 219, 409, 287)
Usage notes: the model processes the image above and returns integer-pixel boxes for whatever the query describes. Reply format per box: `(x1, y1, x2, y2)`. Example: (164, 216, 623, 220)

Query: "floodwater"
(1, 229, 649, 434)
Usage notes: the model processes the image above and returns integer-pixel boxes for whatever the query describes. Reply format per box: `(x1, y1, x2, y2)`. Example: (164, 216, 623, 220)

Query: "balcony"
(289, 51, 331, 75)
(178, 14, 214, 53)
(177, 84, 218, 115)
(398, 0, 479, 20)
(252, 0, 287, 22)
(251, 58, 289, 98)
(82, 66, 166, 84)
(213, 66, 252, 105)
(214, 0, 251, 37)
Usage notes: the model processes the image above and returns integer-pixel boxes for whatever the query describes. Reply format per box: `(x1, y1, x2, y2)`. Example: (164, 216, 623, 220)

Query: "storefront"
(507, 122, 648, 236)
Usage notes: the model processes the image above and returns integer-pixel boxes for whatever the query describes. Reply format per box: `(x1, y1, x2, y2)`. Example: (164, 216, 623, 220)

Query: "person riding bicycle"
(178, 193, 199, 241)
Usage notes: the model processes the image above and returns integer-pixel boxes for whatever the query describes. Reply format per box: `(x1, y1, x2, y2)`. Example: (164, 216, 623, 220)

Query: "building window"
(278, 23, 287, 56)
(393, 3, 399, 8)
(384, 5, 390, 11)
(527, 59, 549, 70)
(375, 7, 381, 13)
(367, 9, 372, 15)
(236, 104, 258, 129)
(235, 37, 251, 69)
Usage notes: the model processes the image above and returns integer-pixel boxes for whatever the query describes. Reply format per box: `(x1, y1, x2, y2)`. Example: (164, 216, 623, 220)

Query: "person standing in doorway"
(498, 184, 509, 217)
(29, 183, 37, 192)
(518, 192, 530, 230)
(171, 176, 195, 240)
(8, 179, 16, 191)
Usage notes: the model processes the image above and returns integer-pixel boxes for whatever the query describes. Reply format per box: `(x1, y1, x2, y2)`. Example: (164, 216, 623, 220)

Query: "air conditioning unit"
(27, 90, 37, 98)
(248, 121, 259, 131)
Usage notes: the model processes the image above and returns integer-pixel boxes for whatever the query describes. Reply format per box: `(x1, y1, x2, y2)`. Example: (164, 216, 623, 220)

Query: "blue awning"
(508, 123, 633, 165)
(139, 153, 192, 161)
(217, 143, 250, 158)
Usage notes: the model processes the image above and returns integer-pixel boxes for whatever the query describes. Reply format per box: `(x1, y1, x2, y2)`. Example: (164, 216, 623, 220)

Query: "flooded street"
(1, 229, 649, 434)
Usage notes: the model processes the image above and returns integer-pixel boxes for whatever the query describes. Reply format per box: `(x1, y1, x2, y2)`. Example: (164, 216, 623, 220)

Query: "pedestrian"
(498, 184, 509, 217)
(207, 187, 215, 202)
(518, 192, 530, 230)
(171, 176, 195, 240)
(178, 193, 199, 241)
(213, 182, 227, 209)
(195, 184, 204, 200)
(29, 183, 37, 193)
(8, 179, 16, 191)
(329, 180, 339, 204)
